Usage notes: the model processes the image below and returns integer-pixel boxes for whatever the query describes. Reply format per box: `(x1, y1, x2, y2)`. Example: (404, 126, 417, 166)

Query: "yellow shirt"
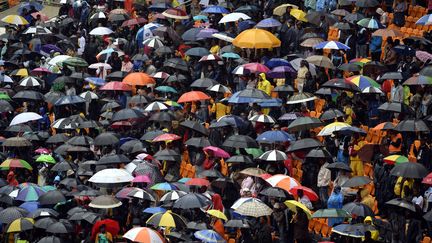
(344, 106, 353, 125)
(350, 140, 365, 162)
(210, 45, 220, 55)
(211, 102, 231, 120)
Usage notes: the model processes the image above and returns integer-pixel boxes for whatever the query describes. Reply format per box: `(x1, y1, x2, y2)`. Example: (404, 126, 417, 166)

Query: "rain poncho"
(364, 216, 379, 240)
(327, 188, 344, 226)
(257, 73, 272, 96)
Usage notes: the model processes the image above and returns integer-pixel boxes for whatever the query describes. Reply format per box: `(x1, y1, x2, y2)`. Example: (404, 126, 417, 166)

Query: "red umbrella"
(289, 185, 319, 201)
(31, 67, 51, 75)
(121, 18, 139, 27)
(152, 133, 181, 142)
(186, 178, 210, 187)
(243, 62, 270, 73)
(91, 219, 120, 240)
(100, 81, 132, 91)
(203, 146, 230, 158)
(177, 91, 211, 103)
(422, 172, 432, 185)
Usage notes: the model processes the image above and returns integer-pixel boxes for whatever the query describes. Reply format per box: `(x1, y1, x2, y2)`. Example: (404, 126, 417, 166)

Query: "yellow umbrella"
(11, 68, 29, 77)
(318, 122, 351, 136)
(273, 3, 299, 16)
(284, 200, 312, 219)
(233, 29, 281, 49)
(146, 210, 187, 228)
(290, 9, 308, 22)
(6, 217, 34, 233)
(207, 209, 228, 221)
(1, 15, 29, 25)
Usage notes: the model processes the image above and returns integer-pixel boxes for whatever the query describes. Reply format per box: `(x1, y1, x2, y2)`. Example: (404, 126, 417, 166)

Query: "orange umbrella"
(123, 72, 155, 86)
(177, 91, 211, 103)
(232, 29, 281, 49)
(152, 133, 181, 142)
(373, 122, 396, 130)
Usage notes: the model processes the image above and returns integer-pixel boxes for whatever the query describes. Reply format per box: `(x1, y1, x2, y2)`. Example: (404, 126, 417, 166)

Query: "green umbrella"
(63, 57, 88, 67)
(0, 93, 11, 100)
(36, 154, 56, 164)
(312, 209, 352, 218)
(242, 148, 263, 159)
(155, 86, 178, 93)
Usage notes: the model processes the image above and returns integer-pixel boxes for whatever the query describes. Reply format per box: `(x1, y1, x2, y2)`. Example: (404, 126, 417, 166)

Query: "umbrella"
(112, 108, 144, 122)
(123, 72, 155, 86)
(312, 209, 351, 218)
(286, 92, 317, 104)
(233, 29, 281, 49)
(10, 112, 42, 126)
(0, 159, 32, 170)
(224, 219, 249, 228)
(341, 176, 372, 187)
(173, 193, 211, 209)
(256, 130, 295, 143)
(390, 162, 428, 178)
(315, 41, 350, 50)
(89, 169, 134, 185)
(249, 114, 276, 124)
(306, 55, 334, 69)
(383, 155, 409, 165)
(177, 91, 210, 103)
(94, 132, 119, 146)
(287, 138, 323, 152)
(258, 149, 288, 162)
(290, 9, 308, 21)
(46, 221, 73, 234)
(185, 137, 212, 148)
(0, 207, 29, 224)
(218, 12, 250, 23)
(160, 190, 187, 203)
(342, 202, 374, 217)
(284, 200, 312, 218)
(357, 18, 383, 29)
(223, 135, 258, 148)
(378, 102, 413, 113)
(273, 3, 299, 16)
(185, 47, 210, 57)
(385, 198, 416, 212)
(6, 217, 34, 233)
(288, 117, 323, 132)
(89, 195, 122, 209)
(318, 122, 351, 136)
(234, 198, 272, 217)
(259, 187, 288, 198)
(290, 186, 319, 201)
(146, 210, 187, 228)
(266, 174, 300, 191)
(38, 190, 65, 205)
(123, 227, 164, 243)
(225, 155, 253, 164)
(13, 90, 44, 101)
(404, 74, 432, 85)
(191, 78, 218, 88)
(100, 81, 132, 91)
(395, 119, 429, 132)
(332, 223, 376, 238)
(1, 15, 28, 25)
(3, 137, 32, 147)
(256, 18, 282, 28)
(162, 8, 188, 19)
(194, 230, 226, 243)
(320, 109, 345, 121)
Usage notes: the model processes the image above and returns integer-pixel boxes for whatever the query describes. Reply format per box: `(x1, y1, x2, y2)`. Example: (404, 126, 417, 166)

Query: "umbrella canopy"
(173, 193, 211, 209)
(194, 230, 226, 243)
(394, 119, 429, 132)
(123, 227, 165, 243)
(332, 223, 376, 238)
(342, 202, 374, 217)
(89, 195, 122, 209)
(10, 112, 42, 126)
(223, 135, 258, 148)
(312, 209, 351, 218)
(146, 210, 187, 228)
(233, 29, 281, 49)
(390, 162, 428, 179)
(288, 117, 323, 132)
(266, 174, 300, 192)
(341, 176, 372, 188)
(318, 122, 351, 136)
(284, 200, 312, 218)
(89, 169, 134, 185)
(234, 198, 273, 217)
(0, 207, 29, 224)
(287, 138, 323, 152)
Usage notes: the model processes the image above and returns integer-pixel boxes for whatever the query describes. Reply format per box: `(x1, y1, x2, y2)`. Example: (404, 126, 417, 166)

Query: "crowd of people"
(0, 0, 431, 242)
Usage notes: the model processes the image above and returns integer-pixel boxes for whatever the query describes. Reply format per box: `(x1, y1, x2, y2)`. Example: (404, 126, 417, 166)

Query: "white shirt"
(413, 195, 425, 212)
(77, 36, 86, 56)
(317, 162, 331, 187)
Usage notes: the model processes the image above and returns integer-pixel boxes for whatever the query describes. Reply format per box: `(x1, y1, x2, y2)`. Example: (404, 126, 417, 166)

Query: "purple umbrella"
(267, 66, 296, 78)
(19, 201, 39, 213)
(40, 44, 63, 55)
(196, 28, 219, 39)
(256, 18, 282, 28)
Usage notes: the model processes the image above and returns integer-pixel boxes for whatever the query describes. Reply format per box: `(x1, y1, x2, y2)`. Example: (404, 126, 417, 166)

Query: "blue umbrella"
(18, 1, 43, 15)
(258, 98, 283, 107)
(265, 58, 290, 68)
(181, 28, 203, 41)
(314, 41, 350, 50)
(221, 52, 240, 59)
(194, 230, 226, 243)
(332, 223, 375, 238)
(202, 5, 229, 14)
(256, 18, 282, 28)
(136, 23, 162, 48)
(256, 130, 295, 143)
(143, 207, 167, 214)
(185, 47, 210, 57)
(85, 77, 106, 86)
(217, 115, 246, 128)
(19, 201, 39, 213)
(267, 66, 296, 78)
(238, 20, 256, 32)
(227, 91, 257, 104)
(193, 15, 209, 21)
(416, 14, 432, 25)
(196, 28, 219, 39)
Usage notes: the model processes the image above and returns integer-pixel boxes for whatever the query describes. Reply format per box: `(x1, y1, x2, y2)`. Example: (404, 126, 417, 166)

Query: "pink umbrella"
(203, 146, 230, 158)
(416, 51, 432, 63)
(31, 12, 49, 21)
(31, 67, 52, 76)
(34, 148, 50, 154)
(243, 62, 270, 73)
(136, 153, 154, 161)
(133, 175, 152, 183)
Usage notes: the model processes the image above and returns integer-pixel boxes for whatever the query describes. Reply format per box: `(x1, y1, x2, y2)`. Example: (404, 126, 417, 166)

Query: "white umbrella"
(143, 37, 164, 48)
(0, 74, 13, 83)
(249, 114, 276, 123)
(90, 11, 106, 20)
(89, 195, 122, 209)
(48, 55, 71, 66)
(218, 12, 251, 23)
(88, 63, 112, 69)
(207, 84, 231, 93)
(89, 168, 134, 184)
(89, 27, 114, 36)
(144, 101, 168, 112)
(318, 122, 351, 136)
(10, 112, 43, 126)
(212, 33, 234, 42)
(24, 26, 52, 35)
(19, 76, 41, 87)
(79, 91, 99, 100)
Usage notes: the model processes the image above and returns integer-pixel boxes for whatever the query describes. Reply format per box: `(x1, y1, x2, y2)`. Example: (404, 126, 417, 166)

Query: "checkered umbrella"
(234, 198, 272, 217)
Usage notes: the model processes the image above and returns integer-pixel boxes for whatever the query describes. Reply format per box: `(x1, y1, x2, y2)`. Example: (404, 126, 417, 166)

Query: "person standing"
(297, 60, 309, 93)
(317, 159, 331, 209)
(76, 31, 86, 57)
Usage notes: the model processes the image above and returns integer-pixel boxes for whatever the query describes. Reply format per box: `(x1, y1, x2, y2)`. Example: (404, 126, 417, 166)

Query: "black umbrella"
(223, 135, 258, 148)
(54, 95, 86, 106)
(390, 162, 428, 179)
(181, 28, 202, 41)
(164, 58, 188, 71)
(305, 148, 332, 159)
(53, 76, 74, 85)
(69, 72, 90, 80)
(51, 161, 74, 172)
(112, 108, 144, 122)
(356, 0, 379, 7)
(273, 85, 294, 92)
(30, 208, 59, 219)
(149, 111, 176, 122)
(154, 149, 181, 161)
(198, 169, 223, 178)
(155, 46, 173, 55)
(0, 100, 13, 112)
(424, 209, 432, 221)
(0, 194, 13, 205)
(37, 236, 63, 243)
(287, 117, 323, 132)
(259, 187, 288, 198)
(326, 162, 352, 172)
(67, 135, 93, 146)
(306, 11, 338, 25)
(287, 138, 323, 152)
(35, 217, 58, 229)
(5, 125, 33, 133)
(119, 139, 143, 153)
(46, 221, 74, 234)
(3, 137, 32, 147)
(378, 102, 413, 114)
(187, 221, 208, 230)
(185, 137, 212, 148)
(13, 90, 44, 100)
(385, 198, 416, 212)
(94, 132, 119, 146)
(98, 154, 130, 165)
(395, 119, 430, 132)
(341, 176, 372, 187)
(100, 101, 121, 112)
(322, 78, 361, 92)
(337, 126, 367, 136)
(165, 74, 187, 83)
(224, 219, 250, 228)
(190, 78, 218, 89)
(185, 47, 210, 57)
(38, 190, 66, 205)
(338, 63, 361, 72)
(106, 71, 128, 81)
(180, 120, 209, 135)
(211, 177, 236, 190)
(129, 95, 150, 105)
(79, 120, 102, 129)
(344, 12, 365, 23)
(380, 72, 403, 80)
(226, 155, 253, 164)
(141, 130, 166, 141)
(0, 207, 28, 224)
(173, 193, 211, 209)
(238, 88, 271, 99)
(342, 202, 374, 217)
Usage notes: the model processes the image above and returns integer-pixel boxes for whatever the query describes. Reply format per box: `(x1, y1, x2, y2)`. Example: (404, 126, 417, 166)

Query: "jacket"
(258, 73, 272, 95)
(370, 36, 382, 53)
(317, 162, 331, 187)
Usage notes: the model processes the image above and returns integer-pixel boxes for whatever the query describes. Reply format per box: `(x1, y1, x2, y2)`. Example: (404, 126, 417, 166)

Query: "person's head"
(387, 37, 394, 46)
(123, 55, 130, 62)
(99, 224, 106, 233)
(364, 231, 372, 240)
(334, 186, 341, 194)
(305, 71, 312, 79)
(300, 60, 308, 68)
(259, 216, 267, 224)
(364, 216, 373, 225)
(320, 15, 325, 21)
(297, 189, 303, 198)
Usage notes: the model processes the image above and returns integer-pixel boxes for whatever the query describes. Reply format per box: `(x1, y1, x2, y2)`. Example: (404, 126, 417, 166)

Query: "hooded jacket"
(258, 73, 272, 96)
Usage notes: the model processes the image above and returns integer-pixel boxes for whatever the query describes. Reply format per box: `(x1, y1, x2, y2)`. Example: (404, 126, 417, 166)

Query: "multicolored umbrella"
(314, 41, 350, 50)
(150, 182, 178, 191)
(345, 75, 380, 90)
(194, 230, 226, 243)
(1, 15, 28, 25)
(383, 155, 409, 165)
(146, 210, 187, 228)
(265, 174, 300, 192)
(318, 122, 351, 136)
(6, 217, 34, 233)
(357, 18, 383, 29)
(416, 14, 432, 25)
(0, 159, 33, 170)
(123, 227, 165, 243)
(16, 185, 46, 202)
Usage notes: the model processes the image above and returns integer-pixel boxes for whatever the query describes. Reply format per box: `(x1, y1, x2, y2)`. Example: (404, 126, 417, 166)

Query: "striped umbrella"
(144, 101, 168, 111)
(248, 114, 276, 123)
(383, 155, 409, 165)
(123, 227, 164, 243)
(19, 77, 41, 87)
(199, 54, 222, 62)
(146, 210, 187, 228)
(160, 190, 187, 203)
(194, 230, 226, 243)
(143, 37, 164, 48)
(318, 122, 351, 136)
(265, 174, 300, 192)
(16, 185, 46, 202)
(1, 15, 28, 25)
(0, 159, 32, 170)
(346, 75, 380, 90)
(6, 217, 34, 233)
(416, 14, 432, 25)
(258, 149, 288, 162)
(357, 18, 383, 29)
(314, 41, 350, 50)
(23, 26, 51, 35)
(127, 188, 156, 202)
